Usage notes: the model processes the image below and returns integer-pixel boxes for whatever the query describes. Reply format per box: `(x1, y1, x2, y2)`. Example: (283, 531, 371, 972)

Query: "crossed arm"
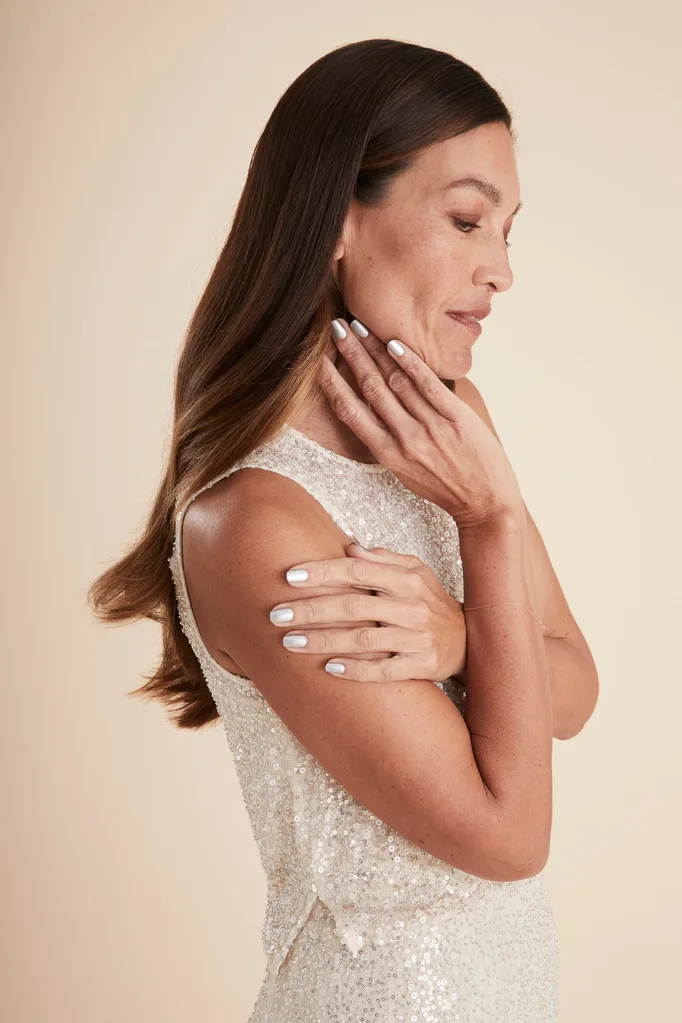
(454, 376, 599, 740)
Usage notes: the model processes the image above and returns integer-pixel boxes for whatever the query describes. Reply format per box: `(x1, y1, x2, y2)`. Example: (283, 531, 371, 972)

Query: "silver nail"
(331, 319, 347, 340)
(270, 607, 294, 623)
(283, 634, 308, 648)
(286, 569, 308, 583)
(350, 319, 369, 338)
(325, 662, 346, 675)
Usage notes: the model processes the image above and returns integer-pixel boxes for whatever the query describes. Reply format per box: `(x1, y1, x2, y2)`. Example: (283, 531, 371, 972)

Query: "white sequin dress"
(168, 424, 559, 1022)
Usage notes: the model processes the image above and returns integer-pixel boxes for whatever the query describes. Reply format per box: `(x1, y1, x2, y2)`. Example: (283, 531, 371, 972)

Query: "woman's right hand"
(317, 318, 525, 531)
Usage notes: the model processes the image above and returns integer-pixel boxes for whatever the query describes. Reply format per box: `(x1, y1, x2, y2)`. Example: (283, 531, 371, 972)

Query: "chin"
(432, 350, 472, 382)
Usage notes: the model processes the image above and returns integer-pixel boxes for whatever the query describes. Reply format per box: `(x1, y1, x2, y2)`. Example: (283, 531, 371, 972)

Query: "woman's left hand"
(269, 543, 467, 682)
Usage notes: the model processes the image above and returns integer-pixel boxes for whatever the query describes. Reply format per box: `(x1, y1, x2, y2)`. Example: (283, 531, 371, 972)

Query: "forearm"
(458, 514, 553, 859)
(455, 635, 598, 741)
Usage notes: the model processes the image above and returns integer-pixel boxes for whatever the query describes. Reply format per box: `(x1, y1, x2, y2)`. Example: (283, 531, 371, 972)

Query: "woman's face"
(334, 122, 521, 380)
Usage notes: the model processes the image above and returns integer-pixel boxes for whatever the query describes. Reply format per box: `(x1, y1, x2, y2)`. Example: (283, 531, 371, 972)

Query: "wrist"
(457, 507, 527, 543)
(457, 508, 536, 612)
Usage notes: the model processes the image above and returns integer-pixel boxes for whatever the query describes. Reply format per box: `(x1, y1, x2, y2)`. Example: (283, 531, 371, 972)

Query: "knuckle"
(406, 571, 424, 596)
(344, 593, 368, 619)
(315, 631, 331, 652)
(320, 561, 336, 584)
(300, 601, 317, 623)
(358, 627, 376, 651)
(397, 430, 428, 461)
(349, 558, 373, 584)
(421, 376, 442, 403)
(413, 437, 434, 462)
(354, 660, 370, 681)
(424, 417, 448, 445)
(420, 629, 436, 649)
(361, 373, 386, 404)
(412, 600, 430, 624)
(334, 400, 358, 426)
(387, 368, 410, 394)
(379, 659, 395, 682)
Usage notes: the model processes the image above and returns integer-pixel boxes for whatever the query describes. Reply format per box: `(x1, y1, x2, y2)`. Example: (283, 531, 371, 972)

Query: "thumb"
(346, 542, 403, 561)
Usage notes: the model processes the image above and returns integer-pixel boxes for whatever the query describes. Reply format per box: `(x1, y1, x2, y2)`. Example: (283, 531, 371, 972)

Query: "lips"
(447, 312, 483, 338)
(449, 306, 491, 321)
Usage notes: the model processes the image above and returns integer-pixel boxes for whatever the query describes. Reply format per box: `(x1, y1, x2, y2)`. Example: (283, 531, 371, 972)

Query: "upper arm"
(181, 466, 544, 882)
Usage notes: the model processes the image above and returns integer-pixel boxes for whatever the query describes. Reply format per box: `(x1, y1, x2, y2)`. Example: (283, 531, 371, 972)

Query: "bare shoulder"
(180, 466, 350, 668)
(182, 466, 341, 567)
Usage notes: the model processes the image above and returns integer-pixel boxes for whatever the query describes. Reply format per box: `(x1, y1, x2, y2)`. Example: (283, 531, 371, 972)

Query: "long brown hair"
(88, 38, 514, 729)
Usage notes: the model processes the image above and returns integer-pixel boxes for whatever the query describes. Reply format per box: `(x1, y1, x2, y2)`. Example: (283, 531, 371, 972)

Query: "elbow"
(468, 844, 549, 883)
(459, 826, 551, 883)
(507, 847, 550, 881)
(506, 828, 551, 880)
(443, 795, 552, 882)
(494, 809, 551, 881)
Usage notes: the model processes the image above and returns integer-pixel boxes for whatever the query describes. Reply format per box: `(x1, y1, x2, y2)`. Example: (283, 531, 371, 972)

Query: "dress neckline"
(283, 424, 390, 474)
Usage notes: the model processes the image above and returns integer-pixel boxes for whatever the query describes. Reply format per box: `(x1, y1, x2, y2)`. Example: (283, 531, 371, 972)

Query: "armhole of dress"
(169, 469, 247, 683)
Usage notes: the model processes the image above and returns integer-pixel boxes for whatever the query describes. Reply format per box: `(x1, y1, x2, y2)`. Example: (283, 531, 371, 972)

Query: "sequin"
(168, 424, 559, 1021)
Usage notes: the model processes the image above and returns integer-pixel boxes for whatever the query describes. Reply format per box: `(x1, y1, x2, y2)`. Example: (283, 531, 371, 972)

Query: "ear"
(332, 204, 356, 263)
(332, 233, 346, 263)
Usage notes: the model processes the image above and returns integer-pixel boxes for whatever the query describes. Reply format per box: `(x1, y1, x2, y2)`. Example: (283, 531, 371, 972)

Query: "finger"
(384, 337, 464, 422)
(348, 319, 442, 427)
(330, 317, 418, 436)
(269, 592, 428, 629)
(322, 654, 437, 683)
(284, 553, 424, 598)
(346, 543, 426, 569)
(317, 353, 390, 455)
(280, 625, 434, 655)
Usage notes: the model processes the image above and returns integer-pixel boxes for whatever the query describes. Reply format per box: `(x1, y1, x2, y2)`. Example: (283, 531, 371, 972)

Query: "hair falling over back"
(87, 38, 514, 729)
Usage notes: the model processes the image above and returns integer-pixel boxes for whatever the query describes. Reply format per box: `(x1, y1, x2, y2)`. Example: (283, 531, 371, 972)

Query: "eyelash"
(452, 218, 512, 248)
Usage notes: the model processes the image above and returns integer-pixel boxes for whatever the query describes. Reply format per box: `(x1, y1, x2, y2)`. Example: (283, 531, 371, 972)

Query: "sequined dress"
(168, 424, 559, 1022)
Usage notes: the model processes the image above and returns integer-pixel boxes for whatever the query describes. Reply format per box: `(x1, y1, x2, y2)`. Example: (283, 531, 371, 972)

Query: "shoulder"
(454, 376, 501, 443)
(183, 465, 345, 557)
(180, 466, 351, 654)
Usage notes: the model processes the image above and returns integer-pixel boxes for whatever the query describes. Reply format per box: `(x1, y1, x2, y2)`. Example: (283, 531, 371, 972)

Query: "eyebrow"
(443, 177, 523, 215)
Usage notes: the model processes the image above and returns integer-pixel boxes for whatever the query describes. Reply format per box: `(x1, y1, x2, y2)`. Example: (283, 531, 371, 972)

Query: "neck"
(287, 356, 381, 464)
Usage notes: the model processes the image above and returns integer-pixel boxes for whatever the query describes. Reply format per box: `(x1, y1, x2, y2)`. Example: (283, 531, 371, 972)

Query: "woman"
(90, 38, 599, 1021)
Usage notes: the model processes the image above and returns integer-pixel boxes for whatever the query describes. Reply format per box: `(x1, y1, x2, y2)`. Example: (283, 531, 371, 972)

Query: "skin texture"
(291, 121, 519, 461)
(335, 122, 517, 380)
(179, 124, 598, 877)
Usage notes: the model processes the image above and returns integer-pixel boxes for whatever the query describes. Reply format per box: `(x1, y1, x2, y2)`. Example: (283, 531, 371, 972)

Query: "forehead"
(398, 125, 520, 208)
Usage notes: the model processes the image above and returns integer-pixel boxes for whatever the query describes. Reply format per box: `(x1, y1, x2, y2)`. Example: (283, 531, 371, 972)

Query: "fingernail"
(387, 339, 404, 357)
(350, 319, 369, 338)
(282, 634, 308, 648)
(331, 319, 347, 340)
(325, 661, 346, 675)
(286, 569, 308, 583)
(270, 607, 294, 623)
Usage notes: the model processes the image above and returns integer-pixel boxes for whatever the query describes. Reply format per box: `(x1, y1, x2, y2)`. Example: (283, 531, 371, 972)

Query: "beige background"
(2, 1, 680, 1020)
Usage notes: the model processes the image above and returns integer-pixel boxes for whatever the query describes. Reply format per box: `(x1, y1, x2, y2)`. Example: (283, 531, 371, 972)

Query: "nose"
(474, 251, 513, 294)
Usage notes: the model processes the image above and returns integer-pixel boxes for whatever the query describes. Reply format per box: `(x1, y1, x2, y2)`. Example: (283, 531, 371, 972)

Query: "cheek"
(343, 229, 432, 310)
(341, 238, 408, 322)
(340, 220, 466, 340)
